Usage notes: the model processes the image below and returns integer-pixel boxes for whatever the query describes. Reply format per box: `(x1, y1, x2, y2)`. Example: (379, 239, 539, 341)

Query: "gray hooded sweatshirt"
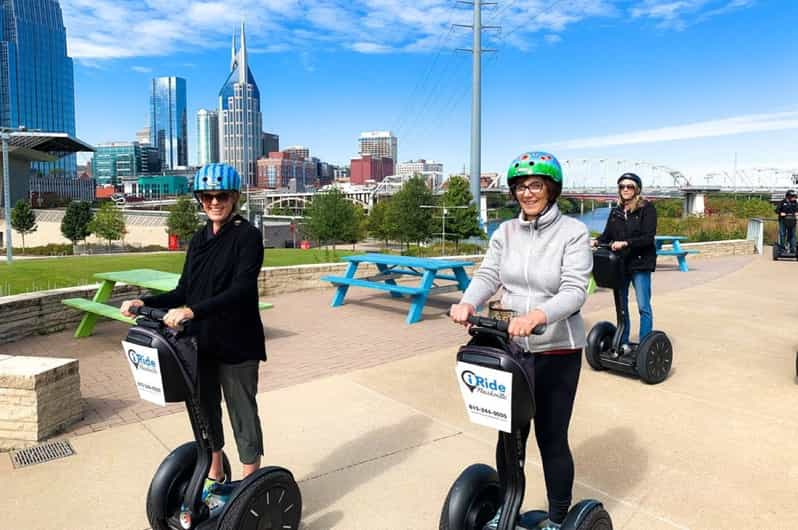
(461, 204, 593, 352)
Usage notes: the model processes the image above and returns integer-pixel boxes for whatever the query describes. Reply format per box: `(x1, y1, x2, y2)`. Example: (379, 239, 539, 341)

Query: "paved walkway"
(0, 254, 753, 438)
(6, 252, 796, 529)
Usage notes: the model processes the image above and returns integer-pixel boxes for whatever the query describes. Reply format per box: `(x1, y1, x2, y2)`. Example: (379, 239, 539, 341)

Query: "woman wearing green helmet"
(450, 151, 592, 529)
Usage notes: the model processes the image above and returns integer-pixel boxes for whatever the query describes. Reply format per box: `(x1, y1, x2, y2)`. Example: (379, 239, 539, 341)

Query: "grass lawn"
(0, 248, 357, 296)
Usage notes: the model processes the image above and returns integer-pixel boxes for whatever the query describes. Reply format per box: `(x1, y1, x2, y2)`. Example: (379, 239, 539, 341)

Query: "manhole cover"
(10, 440, 76, 469)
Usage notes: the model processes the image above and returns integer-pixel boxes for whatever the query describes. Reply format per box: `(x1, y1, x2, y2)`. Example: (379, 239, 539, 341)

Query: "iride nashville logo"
(128, 349, 158, 373)
(461, 370, 508, 398)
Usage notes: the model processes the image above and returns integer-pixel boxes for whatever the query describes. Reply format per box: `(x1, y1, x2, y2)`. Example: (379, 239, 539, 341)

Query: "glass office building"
(150, 76, 187, 169)
(196, 108, 219, 165)
(0, 0, 77, 175)
(92, 141, 159, 185)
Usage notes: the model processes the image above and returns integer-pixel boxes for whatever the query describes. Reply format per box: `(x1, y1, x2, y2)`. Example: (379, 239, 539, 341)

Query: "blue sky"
(64, 0, 796, 187)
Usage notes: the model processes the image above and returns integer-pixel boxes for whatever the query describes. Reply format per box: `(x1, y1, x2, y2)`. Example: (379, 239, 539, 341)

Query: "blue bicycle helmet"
(193, 163, 241, 194)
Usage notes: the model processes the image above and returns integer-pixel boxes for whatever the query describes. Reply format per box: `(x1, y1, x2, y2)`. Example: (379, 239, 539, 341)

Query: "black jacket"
(776, 200, 798, 227)
(142, 215, 266, 364)
(597, 201, 658, 273)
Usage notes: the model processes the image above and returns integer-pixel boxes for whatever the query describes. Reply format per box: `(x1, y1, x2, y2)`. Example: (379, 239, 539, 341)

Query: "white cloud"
(61, 0, 757, 61)
(131, 66, 152, 73)
(629, 0, 753, 29)
(544, 34, 563, 44)
(541, 110, 798, 149)
(350, 41, 393, 54)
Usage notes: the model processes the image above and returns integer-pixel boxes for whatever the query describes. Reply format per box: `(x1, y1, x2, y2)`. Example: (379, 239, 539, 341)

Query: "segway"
(773, 214, 798, 260)
(122, 306, 301, 530)
(585, 244, 672, 384)
(440, 314, 612, 530)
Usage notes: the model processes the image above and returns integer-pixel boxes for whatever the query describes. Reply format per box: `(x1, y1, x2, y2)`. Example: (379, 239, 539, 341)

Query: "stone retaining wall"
(0, 240, 754, 345)
(656, 239, 755, 268)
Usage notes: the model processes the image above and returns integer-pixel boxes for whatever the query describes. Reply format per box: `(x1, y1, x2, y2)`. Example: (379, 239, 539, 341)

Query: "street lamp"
(421, 204, 470, 256)
(1, 129, 13, 263)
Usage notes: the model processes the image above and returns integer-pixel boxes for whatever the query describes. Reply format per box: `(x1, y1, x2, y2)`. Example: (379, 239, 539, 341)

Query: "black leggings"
(531, 351, 582, 524)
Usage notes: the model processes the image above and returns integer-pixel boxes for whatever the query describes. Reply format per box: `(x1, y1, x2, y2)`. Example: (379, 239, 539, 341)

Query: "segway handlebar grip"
(130, 305, 168, 321)
(465, 314, 546, 336)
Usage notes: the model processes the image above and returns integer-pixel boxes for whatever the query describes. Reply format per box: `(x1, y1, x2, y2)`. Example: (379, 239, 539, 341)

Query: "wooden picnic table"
(62, 268, 273, 338)
(321, 253, 473, 324)
(655, 235, 698, 272)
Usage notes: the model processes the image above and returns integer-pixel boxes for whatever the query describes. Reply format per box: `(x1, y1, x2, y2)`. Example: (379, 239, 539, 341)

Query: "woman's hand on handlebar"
(610, 240, 628, 252)
(449, 303, 476, 327)
(120, 299, 144, 317)
(508, 309, 547, 337)
(163, 307, 194, 329)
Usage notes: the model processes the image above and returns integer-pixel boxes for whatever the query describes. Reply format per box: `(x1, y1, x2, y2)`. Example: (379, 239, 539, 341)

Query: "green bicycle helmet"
(507, 151, 563, 186)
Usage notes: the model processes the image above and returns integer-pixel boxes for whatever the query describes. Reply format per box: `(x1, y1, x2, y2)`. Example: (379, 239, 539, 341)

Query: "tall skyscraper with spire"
(218, 23, 262, 187)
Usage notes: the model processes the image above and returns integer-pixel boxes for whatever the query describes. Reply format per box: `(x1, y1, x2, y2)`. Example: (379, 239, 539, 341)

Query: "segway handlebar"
(465, 314, 547, 336)
(129, 305, 166, 320)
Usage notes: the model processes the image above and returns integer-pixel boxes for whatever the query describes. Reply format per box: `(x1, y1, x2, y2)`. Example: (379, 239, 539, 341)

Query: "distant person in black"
(593, 172, 657, 346)
(121, 163, 265, 512)
(775, 190, 798, 254)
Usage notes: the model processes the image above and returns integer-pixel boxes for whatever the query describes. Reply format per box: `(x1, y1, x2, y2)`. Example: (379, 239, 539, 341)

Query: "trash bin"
(168, 234, 179, 251)
(300, 240, 311, 250)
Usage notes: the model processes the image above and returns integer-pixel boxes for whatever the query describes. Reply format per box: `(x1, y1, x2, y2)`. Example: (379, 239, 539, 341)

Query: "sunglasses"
(199, 192, 232, 204)
(618, 184, 637, 191)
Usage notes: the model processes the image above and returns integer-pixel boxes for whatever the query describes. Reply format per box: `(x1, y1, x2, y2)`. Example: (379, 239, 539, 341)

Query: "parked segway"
(122, 306, 301, 530)
(585, 244, 672, 384)
(773, 213, 798, 260)
(440, 313, 612, 530)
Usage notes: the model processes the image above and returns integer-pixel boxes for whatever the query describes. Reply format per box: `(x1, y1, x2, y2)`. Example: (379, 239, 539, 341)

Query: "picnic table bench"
(62, 269, 273, 338)
(321, 253, 473, 324)
(656, 235, 699, 272)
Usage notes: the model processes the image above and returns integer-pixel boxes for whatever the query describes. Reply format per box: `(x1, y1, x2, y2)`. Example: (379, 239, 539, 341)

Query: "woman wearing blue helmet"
(121, 163, 266, 512)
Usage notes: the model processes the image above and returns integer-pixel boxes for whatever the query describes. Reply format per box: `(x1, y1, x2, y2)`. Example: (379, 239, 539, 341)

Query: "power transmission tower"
(455, 0, 498, 228)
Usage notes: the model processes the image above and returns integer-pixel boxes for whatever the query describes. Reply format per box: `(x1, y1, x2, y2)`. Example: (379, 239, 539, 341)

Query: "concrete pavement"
(4, 252, 797, 529)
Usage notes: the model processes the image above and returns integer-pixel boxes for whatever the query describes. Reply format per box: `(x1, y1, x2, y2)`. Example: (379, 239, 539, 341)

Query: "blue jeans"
(619, 271, 653, 344)
(780, 221, 796, 253)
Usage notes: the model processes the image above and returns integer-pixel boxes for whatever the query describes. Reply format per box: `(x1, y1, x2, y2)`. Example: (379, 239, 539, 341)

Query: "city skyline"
(66, 0, 796, 185)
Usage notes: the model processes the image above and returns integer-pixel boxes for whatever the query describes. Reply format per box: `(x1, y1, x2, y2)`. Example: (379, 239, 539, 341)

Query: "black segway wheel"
(585, 322, 616, 371)
(146, 442, 231, 530)
(439, 463, 501, 530)
(574, 507, 612, 530)
(218, 467, 302, 530)
(635, 331, 672, 384)
(773, 244, 780, 261)
(560, 500, 613, 530)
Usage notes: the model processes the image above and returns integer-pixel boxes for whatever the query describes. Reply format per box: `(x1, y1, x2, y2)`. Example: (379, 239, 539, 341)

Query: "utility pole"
(456, 0, 497, 229)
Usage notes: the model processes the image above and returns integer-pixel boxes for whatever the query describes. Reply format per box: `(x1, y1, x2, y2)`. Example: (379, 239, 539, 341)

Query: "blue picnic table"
(321, 253, 473, 324)
(655, 235, 698, 272)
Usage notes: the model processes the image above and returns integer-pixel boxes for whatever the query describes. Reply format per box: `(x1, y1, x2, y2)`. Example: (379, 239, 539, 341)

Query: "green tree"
(88, 201, 126, 249)
(347, 205, 369, 250)
(388, 176, 434, 248)
(10, 200, 37, 252)
(166, 196, 201, 246)
(438, 176, 483, 250)
(368, 199, 398, 247)
(60, 201, 94, 245)
(304, 188, 357, 251)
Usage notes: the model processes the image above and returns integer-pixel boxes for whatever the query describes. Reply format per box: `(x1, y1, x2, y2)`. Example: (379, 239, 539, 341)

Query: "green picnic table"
(62, 268, 273, 338)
